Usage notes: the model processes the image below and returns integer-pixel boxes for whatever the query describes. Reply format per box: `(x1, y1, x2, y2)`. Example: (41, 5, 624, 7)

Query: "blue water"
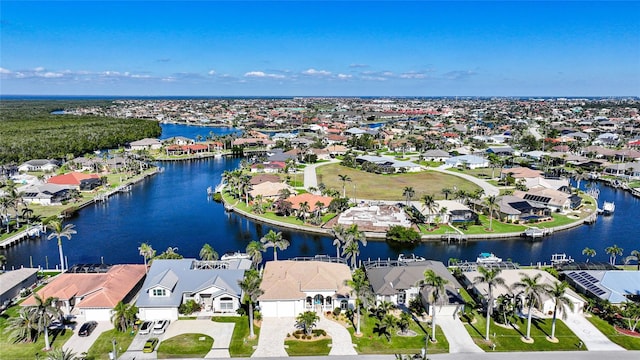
(3, 124, 639, 269)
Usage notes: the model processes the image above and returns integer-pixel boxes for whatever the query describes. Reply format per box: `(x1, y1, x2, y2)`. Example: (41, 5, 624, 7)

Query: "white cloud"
(337, 73, 352, 79)
(41, 72, 63, 78)
(349, 63, 369, 68)
(0, 67, 11, 74)
(302, 68, 331, 76)
(34, 66, 45, 72)
(399, 72, 427, 79)
(208, 70, 216, 76)
(162, 77, 176, 82)
(244, 71, 285, 79)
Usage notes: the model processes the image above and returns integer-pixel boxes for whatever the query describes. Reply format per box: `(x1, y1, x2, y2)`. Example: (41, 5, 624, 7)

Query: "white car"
(139, 320, 154, 335)
(152, 319, 169, 334)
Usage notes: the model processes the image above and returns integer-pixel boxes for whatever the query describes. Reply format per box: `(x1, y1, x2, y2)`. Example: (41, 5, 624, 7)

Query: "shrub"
(236, 307, 246, 316)
(253, 309, 262, 321)
(178, 299, 201, 315)
(312, 329, 327, 336)
(213, 192, 222, 202)
(333, 307, 342, 316)
(385, 225, 421, 244)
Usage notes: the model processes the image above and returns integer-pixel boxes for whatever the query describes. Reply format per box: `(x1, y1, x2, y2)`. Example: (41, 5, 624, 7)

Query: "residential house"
(0, 268, 39, 307)
(22, 264, 146, 321)
(356, 155, 422, 173)
(496, 195, 549, 223)
(250, 162, 286, 174)
(366, 261, 464, 316)
(486, 146, 515, 156)
(47, 173, 101, 190)
(17, 159, 60, 173)
(513, 188, 580, 213)
(324, 144, 348, 156)
(259, 260, 354, 317)
(129, 138, 162, 151)
(444, 155, 489, 169)
(136, 258, 251, 321)
(163, 136, 194, 145)
(563, 270, 640, 305)
(422, 149, 450, 162)
(287, 193, 333, 213)
(463, 269, 584, 316)
(21, 184, 71, 206)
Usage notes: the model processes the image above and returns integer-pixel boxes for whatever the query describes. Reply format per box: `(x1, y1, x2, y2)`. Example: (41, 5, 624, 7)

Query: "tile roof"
(47, 172, 100, 186)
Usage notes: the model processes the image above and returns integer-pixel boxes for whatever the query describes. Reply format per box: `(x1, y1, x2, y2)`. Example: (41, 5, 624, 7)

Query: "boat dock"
(0, 224, 45, 249)
(522, 226, 553, 239)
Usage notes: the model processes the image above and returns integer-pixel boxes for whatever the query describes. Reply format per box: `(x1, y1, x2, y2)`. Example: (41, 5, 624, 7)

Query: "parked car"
(152, 319, 169, 334)
(78, 321, 98, 337)
(138, 320, 154, 335)
(142, 337, 159, 353)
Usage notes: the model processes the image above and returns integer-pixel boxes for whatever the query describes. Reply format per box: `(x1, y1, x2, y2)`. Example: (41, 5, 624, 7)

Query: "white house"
(136, 258, 251, 321)
(129, 138, 162, 151)
(444, 155, 489, 169)
(17, 159, 59, 173)
(259, 260, 354, 317)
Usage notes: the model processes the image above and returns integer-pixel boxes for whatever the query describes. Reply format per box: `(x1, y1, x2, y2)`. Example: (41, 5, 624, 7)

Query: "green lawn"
(157, 333, 213, 359)
(349, 313, 448, 354)
(211, 316, 260, 357)
(418, 224, 458, 235)
(464, 311, 584, 352)
(457, 215, 526, 235)
(285, 338, 331, 356)
(585, 314, 640, 350)
(85, 328, 136, 360)
(316, 164, 480, 201)
(0, 305, 73, 360)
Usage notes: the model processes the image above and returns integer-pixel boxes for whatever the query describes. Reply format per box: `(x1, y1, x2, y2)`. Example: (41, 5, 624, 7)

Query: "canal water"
(4, 125, 639, 269)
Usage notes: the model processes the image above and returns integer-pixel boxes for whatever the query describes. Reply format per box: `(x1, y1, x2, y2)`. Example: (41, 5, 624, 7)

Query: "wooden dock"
(0, 224, 45, 249)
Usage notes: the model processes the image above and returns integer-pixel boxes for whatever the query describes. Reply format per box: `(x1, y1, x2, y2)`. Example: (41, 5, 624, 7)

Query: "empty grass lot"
(316, 164, 480, 201)
(85, 327, 136, 360)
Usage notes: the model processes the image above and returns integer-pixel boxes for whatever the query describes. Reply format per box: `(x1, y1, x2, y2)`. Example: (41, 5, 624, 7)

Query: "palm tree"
(345, 268, 371, 336)
(111, 301, 137, 332)
(21, 207, 34, 225)
(582, 247, 596, 262)
(298, 201, 310, 222)
(422, 194, 438, 230)
(605, 244, 623, 265)
(46, 220, 76, 272)
(138, 243, 155, 272)
(5, 307, 37, 343)
(338, 174, 351, 198)
(296, 311, 320, 336)
(441, 188, 452, 200)
(545, 281, 575, 340)
(246, 241, 265, 268)
(511, 272, 546, 340)
(343, 241, 360, 269)
(484, 195, 497, 231)
(402, 186, 415, 206)
(30, 294, 62, 351)
(472, 266, 506, 341)
(238, 269, 263, 338)
(624, 250, 640, 271)
(420, 269, 449, 342)
(0, 253, 6, 271)
(199, 243, 219, 261)
(332, 224, 347, 258)
(260, 230, 289, 261)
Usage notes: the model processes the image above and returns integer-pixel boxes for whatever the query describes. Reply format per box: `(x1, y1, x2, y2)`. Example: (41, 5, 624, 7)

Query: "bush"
(333, 307, 342, 316)
(253, 309, 262, 321)
(178, 299, 201, 315)
(312, 329, 327, 337)
(213, 192, 222, 202)
(236, 307, 246, 316)
(385, 225, 421, 243)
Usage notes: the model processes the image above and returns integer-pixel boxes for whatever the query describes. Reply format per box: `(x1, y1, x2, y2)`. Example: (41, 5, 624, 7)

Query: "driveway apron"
(317, 315, 358, 355)
(252, 317, 294, 357)
(564, 313, 624, 351)
(438, 315, 484, 353)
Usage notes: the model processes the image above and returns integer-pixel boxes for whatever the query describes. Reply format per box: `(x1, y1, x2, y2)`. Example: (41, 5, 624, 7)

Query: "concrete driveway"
(63, 320, 114, 356)
(252, 317, 295, 357)
(317, 315, 357, 355)
(564, 313, 625, 351)
(438, 315, 483, 353)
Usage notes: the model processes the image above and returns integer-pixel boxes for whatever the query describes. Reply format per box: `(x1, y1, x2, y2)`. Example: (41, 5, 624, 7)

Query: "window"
(152, 288, 167, 297)
(340, 300, 348, 310)
(220, 297, 234, 311)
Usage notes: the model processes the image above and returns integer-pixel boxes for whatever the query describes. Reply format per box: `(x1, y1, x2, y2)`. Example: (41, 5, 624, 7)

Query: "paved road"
(437, 316, 483, 353)
(240, 351, 640, 360)
(434, 165, 500, 196)
(303, 159, 339, 190)
(564, 313, 625, 351)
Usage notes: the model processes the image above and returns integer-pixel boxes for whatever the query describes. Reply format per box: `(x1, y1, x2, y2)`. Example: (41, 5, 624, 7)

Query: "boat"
(523, 227, 544, 239)
(476, 252, 502, 263)
(550, 253, 574, 266)
(220, 251, 251, 261)
(398, 253, 426, 263)
(602, 201, 615, 215)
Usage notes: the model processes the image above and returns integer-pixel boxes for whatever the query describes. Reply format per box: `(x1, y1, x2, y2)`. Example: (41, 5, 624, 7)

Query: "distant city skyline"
(1, 1, 638, 97)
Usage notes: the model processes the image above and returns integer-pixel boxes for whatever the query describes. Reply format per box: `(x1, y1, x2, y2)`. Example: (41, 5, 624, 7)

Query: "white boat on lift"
(602, 201, 615, 215)
(476, 252, 502, 263)
(398, 253, 426, 263)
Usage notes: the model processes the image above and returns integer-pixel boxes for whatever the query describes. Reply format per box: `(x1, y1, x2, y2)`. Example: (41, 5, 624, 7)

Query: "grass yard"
(316, 164, 480, 201)
(0, 305, 73, 360)
(456, 215, 526, 235)
(418, 224, 458, 235)
(285, 338, 331, 356)
(349, 313, 448, 354)
(450, 168, 499, 179)
(464, 311, 584, 352)
(85, 328, 136, 360)
(157, 333, 213, 359)
(585, 314, 640, 350)
(211, 316, 260, 357)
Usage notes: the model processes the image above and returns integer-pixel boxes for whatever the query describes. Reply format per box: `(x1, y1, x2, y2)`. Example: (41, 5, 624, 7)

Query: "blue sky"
(1, 1, 638, 96)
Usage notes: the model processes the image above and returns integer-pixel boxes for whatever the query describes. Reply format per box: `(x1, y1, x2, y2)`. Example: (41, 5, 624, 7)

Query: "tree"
(472, 266, 506, 341)
(260, 230, 289, 261)
(484, 195, 497, 231)
(624, 250, 640, 271)
(5, 307, 37, 343)
(297, 201, 310, 222)
(345, 268, 371, 336)
(441, 188, 452, 200)
(332, 224, 347, 258)
(46, 220, 77, 272)
(296, 311, 320, 336)
(545, 281, 575, 340)
(138, 243, 155, 272)
(397, 311, 412, 335)
(403, 186, 415, 206)
(155, 246, 183, 259)
(582, 247, 596, 262)
(199, 243, 219, 261)
(420, 269, 449, 342)
(46, 347, 78, 360)
(343, 241, 361, 269)
(511, 272, 546, 340)
(111, 301, 138, 332)
(246, 241, 265, 268)
(620, 302, 640, 333)
(238, 269, 264, 338)
(422, 194, 438, 230)
(605, 244, 623, 265)
(385, 225, 421, 244)
(338, 174, 351, 198)
(30, 294, 62, 351)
